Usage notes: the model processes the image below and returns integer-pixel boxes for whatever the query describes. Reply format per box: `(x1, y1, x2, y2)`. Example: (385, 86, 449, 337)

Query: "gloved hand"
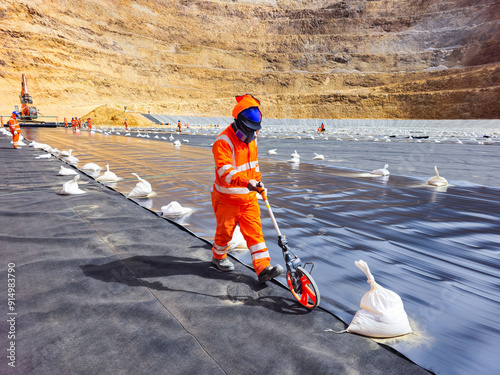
(247, 179, 264, 192)
(13, 131, 17, 135)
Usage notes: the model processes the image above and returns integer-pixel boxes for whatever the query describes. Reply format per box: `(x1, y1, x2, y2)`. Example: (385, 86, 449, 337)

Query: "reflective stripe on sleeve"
(217, 164, 233, 177)
(215, 134, 236, 166)
(225, 170, 237, 184)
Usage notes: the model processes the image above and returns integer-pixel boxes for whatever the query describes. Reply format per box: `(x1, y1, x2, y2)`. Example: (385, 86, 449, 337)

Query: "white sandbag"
(347, 260, 412, 338)
(35, 154, 51, 159)
(228, 225, 247, 250)
(96, 164, 120, 182)
(59, 174, 85, 195)
(34, 143, 52, 151)
(161, 201, 192, 216)
(370, 164, 390, 176)
(428, 166, 448, 186)
(82, 163, 101, 171)
(64, 149, 79, 163)
(127, 173, 152, 198)
(58, 165, 78, 176)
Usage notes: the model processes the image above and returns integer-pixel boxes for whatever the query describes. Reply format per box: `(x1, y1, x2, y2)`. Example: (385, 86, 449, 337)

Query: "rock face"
(0, 0, 498, 119)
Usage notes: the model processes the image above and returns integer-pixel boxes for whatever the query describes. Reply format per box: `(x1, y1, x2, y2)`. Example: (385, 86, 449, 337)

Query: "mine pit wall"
(0, 0, 498, 119)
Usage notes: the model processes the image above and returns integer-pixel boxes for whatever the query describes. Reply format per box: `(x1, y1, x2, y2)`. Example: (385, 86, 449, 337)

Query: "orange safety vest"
(64, 118, 68, 127)
(9, 116, 21, 148)
(212, 124, 261, 203)
(9, 116, 20, 134)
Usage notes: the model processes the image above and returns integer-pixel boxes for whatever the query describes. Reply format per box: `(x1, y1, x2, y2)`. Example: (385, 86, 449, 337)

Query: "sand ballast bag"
(161, 201, 192, 216)
(228, 224, 248, 251)
(347, 260, 412, 338)
(127, 173, 152, 198)
(58, 165, 78, 176)
(96, 164, 120, 182)
(59, 174, 85, 195)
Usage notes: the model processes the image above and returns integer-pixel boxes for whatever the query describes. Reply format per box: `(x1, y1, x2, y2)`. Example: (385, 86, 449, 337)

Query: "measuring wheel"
(286, 266, 320, 309)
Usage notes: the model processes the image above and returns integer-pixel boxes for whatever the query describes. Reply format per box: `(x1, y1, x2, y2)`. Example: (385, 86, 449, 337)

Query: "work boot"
(212, 257, 235, 272)
(258, 264, 284, 284)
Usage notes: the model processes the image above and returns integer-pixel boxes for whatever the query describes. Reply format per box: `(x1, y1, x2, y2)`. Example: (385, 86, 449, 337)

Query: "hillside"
(0, 0, 499, 120)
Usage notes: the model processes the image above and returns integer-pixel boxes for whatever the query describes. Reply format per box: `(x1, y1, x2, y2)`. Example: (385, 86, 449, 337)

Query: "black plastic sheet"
(23, 127, 500, 375)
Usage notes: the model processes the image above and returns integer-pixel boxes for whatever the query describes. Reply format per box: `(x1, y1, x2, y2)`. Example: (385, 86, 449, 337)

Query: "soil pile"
(82, 105, 154, 128)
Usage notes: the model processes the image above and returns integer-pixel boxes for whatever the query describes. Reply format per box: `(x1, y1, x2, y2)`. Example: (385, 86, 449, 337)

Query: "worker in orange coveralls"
(86, 117, 92, 130)
(177, 120, 182, 133)
(9, 111, 21, 149)
(124, 119, 129, 131)
(64, 117, 68, 128)
(1, 115, 4, 127)
(210, 94, 283, 283)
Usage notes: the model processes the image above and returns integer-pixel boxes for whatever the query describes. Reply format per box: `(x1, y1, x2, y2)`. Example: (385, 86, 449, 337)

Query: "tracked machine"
(16, 74, 40, 121)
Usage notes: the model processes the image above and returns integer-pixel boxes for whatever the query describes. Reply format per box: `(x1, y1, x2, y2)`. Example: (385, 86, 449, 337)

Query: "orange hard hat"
(232, 94, 260, 119)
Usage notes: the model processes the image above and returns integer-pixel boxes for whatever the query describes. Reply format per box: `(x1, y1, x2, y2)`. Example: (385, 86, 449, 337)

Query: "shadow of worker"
(81, 254, 310, 315)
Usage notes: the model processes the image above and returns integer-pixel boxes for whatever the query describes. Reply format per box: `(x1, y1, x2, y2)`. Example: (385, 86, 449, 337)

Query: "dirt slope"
(0, 0, 498, 120)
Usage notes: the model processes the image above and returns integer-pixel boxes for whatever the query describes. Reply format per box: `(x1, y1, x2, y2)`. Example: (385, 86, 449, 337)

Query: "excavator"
(17, 74, 39, 120)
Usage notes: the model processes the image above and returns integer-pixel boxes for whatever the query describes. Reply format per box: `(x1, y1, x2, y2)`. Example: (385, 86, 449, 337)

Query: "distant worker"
(9, 111, 21, 149)
(318, 123, 326, 132)
(87, 117, 92, 130)
(78, 118, 82, 129)
(124, 119, 129, 131)
(1, 115, 4, 127)
(71, 117, 76, 130)
(210, 94, 283, 283)
(64, 117, 68, 128)
(177, 120, 182, 133)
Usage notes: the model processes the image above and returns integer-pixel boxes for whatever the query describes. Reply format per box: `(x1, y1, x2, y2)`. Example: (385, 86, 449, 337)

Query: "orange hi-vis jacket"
(9, 115, 21, 148)
(9, 116, 20, 135)
(211, 124, 271, 274)
(212, 124, 261, 203)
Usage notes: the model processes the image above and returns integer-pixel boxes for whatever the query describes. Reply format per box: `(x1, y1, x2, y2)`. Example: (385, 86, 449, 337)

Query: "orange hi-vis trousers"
(211, 189, 271, 275)
(12, 132, 20, 148)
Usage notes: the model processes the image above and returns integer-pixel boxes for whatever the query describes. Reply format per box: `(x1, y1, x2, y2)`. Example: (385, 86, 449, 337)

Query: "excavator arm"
(19, 74, 37, 119)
